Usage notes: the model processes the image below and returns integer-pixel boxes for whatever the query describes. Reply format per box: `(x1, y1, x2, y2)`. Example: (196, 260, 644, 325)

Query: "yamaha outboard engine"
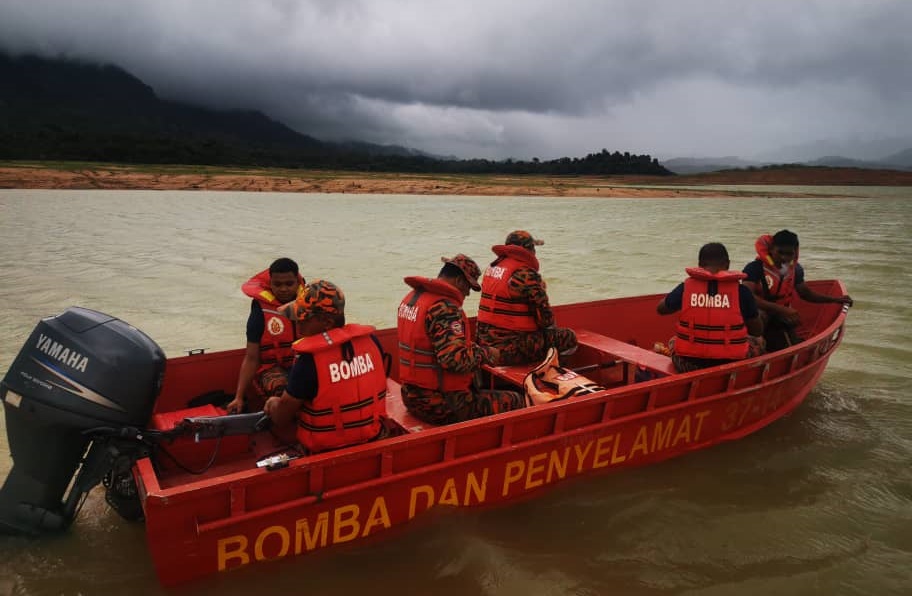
(0, 307, 165, 534)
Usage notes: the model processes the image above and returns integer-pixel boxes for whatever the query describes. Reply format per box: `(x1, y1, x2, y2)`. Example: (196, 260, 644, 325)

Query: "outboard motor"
(0, 307, 165, 534)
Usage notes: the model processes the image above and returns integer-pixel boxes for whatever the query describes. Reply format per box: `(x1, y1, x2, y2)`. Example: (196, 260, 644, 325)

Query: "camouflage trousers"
(246, 364, 290, 411)
(258, 364, 290, 396)
(401, 383, 526, 425)
(476, 323, 578, 366)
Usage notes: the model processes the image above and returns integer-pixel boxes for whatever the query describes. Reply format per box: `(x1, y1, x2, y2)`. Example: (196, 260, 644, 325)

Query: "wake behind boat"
(0, 281, 850, 586)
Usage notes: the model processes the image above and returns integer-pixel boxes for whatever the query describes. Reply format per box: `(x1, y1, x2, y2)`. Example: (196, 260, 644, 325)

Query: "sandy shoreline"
(2, 163, 910, 198)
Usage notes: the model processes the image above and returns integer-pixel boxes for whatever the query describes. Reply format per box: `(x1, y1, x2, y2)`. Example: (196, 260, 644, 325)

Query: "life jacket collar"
(242, 269, 306, 305)
(403, 276, 465, 305)
(685, 267, 747, 282)
(755, 234, 799, 268)
(491, 244, 540, 271)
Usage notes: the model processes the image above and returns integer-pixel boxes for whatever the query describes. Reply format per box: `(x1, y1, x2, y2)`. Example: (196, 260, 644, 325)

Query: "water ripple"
(1, 188, 911, 595)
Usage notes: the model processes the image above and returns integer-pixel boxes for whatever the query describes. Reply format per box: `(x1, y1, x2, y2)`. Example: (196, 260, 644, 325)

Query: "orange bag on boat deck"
(523, 348, 605, 406)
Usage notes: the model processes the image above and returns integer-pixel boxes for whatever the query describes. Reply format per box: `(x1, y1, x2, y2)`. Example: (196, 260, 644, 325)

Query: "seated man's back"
(264, 280, 388, 453)
(476, 230, 577, 365)
(658, 242, 763, 373)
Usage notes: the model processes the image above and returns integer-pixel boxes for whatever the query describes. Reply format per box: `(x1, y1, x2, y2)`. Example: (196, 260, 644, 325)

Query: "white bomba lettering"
(690, 293, 731, 308)
(35, 333, 89, 373)
(329, 353, 376, 383)
(486, 266, 506, 280)
(397, 303, 418, 322)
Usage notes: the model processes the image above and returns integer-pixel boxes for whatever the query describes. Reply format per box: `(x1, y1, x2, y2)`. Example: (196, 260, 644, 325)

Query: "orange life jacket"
(754, 234, 799, 306)
(675, 267, 749, 360)
(292, 324, 387, 453)
(523, 347, 605, 406)
(242, 269, 304, 373)
(477, 245, 540, 332)
(397, 277, 473, 392)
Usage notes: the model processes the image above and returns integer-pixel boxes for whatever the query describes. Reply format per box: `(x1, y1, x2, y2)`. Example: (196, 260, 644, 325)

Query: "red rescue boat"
(0, 281, 850, 586)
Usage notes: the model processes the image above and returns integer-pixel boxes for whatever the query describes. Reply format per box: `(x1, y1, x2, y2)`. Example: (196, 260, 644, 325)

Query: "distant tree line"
(0, 129, 671, 176)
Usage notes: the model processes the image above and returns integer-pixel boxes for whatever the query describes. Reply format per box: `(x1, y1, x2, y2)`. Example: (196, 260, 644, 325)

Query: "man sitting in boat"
(227, 258, 305, 414)
(397, 254, 526, 424)
(657, 242, 764, 373)
(476, 230, 577, 365)
(743, 230, 853, 352)
(263, 280, 389, 453)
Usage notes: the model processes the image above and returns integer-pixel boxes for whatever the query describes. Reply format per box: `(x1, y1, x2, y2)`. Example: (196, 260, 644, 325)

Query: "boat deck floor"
(149, 405, 298, 488)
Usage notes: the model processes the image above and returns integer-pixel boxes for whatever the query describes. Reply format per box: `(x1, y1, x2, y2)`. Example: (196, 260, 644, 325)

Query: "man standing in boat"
(226, 258, 304, 414)
(476, 230, 577, 365)
(397, 255, 526, 424)
(743, 230, 853, 351)
(265, 280, 388, 452)
(657, 242, 764, 373)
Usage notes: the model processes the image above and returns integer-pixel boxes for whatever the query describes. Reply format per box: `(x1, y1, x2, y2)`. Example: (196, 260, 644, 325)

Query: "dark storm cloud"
(2, 0, 911, 159)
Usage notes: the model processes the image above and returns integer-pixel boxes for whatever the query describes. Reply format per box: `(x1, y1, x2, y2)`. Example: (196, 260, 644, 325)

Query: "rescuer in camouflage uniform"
(397, 255, 526, 424)
(476, 231, 577, 365)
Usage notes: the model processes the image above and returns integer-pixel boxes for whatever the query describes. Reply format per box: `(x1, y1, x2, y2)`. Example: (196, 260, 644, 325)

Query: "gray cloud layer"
(2, 0, 911, 160)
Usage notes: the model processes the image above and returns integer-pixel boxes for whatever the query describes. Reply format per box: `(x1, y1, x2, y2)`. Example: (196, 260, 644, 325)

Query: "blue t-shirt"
(664, 282, 759, 320)
(245, 300, 265, 343)
(742, 260, 805, 290)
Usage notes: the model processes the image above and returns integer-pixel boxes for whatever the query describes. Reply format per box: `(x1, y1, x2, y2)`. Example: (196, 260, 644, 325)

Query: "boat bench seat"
(385, 379, 435, 433)
(481, 363, 537, 387)
(480, 329, 676, 387)
(574, 329, 676, 376)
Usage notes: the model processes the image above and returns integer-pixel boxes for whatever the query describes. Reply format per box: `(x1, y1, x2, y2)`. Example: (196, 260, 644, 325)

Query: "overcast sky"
(2, 0, 911, 161)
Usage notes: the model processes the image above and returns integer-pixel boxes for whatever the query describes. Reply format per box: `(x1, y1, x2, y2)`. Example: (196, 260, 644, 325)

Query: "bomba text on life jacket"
(329, 353, 376, 383)
(689, 293, 731, 308)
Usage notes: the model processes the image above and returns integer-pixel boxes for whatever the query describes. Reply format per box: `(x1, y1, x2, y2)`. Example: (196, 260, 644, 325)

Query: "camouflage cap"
(441, 254, 482, 291)
(505, 230, 544, 251)
(280, 279, 345, 321)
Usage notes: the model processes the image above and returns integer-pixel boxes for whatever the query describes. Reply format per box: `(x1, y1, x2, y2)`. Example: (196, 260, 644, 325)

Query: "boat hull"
(135, 281, 848, 586)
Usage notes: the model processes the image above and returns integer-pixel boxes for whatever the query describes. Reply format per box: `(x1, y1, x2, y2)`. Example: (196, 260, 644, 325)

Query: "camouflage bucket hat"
(441, 254, 482, 291)
(280, 279, 345, 320)
(505, 230, 545, 251)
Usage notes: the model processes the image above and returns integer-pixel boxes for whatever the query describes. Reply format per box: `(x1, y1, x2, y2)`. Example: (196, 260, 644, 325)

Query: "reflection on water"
(0, 188, 910, 595)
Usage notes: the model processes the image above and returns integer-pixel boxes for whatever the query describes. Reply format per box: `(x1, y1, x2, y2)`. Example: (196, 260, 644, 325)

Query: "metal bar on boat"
(553, 411, 566, 434)
(499, 424, 513, 448)
(601, 398, 615, 422)
(230, 486, 245, 516)
(646, 388, 657, 411)
(381, 451, 393, 477)
(789, 353, 801, 373)
(572, 361, 621, 374)
(309, 465, 324, 496)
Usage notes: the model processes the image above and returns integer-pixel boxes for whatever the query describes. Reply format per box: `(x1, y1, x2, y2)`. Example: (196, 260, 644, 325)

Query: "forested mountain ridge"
(0, 53, 671, 176)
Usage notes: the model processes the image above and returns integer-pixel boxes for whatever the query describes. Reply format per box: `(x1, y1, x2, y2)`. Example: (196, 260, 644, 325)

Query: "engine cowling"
(0, 307, 165, 534)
